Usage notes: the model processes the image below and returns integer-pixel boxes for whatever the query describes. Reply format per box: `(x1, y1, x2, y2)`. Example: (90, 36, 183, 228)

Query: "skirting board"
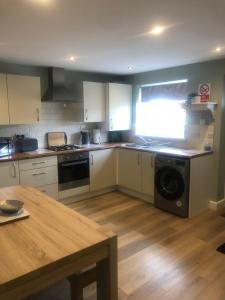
(209, 199, 225, 210)
(60, 187, 116, 205)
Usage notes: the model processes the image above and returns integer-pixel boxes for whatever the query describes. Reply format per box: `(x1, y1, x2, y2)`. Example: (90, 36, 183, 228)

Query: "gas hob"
(48, 144, 83, 152)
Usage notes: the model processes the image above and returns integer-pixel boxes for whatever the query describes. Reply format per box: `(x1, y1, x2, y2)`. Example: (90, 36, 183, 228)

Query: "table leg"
(68, 273, 83, 300)
(96, 235, 118, 300)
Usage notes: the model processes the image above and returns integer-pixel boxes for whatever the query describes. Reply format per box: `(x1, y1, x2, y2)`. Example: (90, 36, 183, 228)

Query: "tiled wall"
(0, 102, 108, 148)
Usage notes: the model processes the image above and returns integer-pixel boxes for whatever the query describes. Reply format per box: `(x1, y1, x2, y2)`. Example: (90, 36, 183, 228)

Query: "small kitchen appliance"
(93, 129, 101, 144)
(14, 135, 38, 153)
(80, 130, 90, 145)
(0, 137, 13, 157)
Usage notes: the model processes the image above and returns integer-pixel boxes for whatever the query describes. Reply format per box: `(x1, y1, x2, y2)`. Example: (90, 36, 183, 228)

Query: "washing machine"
(154, 154, 190, 217)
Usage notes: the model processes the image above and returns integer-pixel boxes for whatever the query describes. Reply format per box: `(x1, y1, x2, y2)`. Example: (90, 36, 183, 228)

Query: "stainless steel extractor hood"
(42, 67, 75, 102)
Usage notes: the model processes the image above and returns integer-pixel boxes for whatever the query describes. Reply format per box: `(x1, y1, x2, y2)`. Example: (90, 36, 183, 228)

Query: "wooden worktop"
(0, 143, 213, 163)
(0, 185, 117, 299)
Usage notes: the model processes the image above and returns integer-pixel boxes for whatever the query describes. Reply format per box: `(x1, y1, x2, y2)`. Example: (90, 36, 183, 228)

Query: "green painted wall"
(1, 59, 225, 201)
(127, 59, 225, 201)
(0, 61, 125, 98)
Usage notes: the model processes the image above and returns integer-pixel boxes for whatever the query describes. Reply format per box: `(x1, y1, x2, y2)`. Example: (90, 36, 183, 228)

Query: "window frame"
(135, 79, 188, 141)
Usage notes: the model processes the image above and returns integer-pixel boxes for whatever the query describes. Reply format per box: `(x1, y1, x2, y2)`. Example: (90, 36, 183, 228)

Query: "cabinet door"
(0, 74, 10, 124)
(107, 83, 132, 131)
(90, 149, 116, 192)
(118, 149, 141, 192)
(0, 161, 19, 188)
(141, 152, 155, 196)
(83, 81, 106, 122)
(7, 74, 41, 124)
(37, 183, 59, 200)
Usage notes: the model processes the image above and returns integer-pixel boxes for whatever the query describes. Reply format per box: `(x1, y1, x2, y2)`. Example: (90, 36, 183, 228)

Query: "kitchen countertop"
(0, 143, 213, 162)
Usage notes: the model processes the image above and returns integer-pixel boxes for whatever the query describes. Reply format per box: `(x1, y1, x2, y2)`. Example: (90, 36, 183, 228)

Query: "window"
(135, 79, 188, 139)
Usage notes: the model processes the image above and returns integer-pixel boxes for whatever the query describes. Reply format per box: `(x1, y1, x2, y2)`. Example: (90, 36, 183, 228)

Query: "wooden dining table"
(0, 185, 118, 300)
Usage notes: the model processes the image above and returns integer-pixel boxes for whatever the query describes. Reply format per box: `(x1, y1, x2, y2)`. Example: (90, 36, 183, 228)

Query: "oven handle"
(60, 160, 88, 167)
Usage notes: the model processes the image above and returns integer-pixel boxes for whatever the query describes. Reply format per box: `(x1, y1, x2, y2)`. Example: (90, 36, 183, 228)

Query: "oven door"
(58, 159, 90, 191)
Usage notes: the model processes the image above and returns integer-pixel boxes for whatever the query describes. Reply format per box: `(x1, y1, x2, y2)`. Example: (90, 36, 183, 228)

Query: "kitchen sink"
(123, 143, 151, 149)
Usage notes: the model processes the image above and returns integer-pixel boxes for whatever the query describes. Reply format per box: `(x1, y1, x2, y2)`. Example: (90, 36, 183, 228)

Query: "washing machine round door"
(155, 167, 185, 201)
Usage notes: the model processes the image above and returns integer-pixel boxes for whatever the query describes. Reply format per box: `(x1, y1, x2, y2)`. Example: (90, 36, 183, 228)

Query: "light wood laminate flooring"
(69, 191, 225, 300)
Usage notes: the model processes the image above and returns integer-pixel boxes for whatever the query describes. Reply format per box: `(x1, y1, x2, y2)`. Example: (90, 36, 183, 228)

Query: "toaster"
(14, 135, 38, 153)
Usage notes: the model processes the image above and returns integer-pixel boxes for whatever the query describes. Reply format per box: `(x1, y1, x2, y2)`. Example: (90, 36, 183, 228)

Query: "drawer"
(37, 183, 58, 200)
(19, 156, 57, 171)
(20, 166, 58, 187)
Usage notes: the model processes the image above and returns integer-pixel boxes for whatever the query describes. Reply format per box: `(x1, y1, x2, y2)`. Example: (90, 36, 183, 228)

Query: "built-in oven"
(58, 152, 89, 191)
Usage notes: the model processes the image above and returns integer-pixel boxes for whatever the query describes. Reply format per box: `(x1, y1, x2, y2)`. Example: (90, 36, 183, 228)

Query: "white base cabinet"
(0, 161, 19, 188)
(118, 149, 155, 196)
(141, 152, 155, 196)
(19, 156, 58, 199)
(37, 183, 59, 199)
(118, 148, 142, 192)
(90, 149, 116, 192)
(19, 166, 58, 188)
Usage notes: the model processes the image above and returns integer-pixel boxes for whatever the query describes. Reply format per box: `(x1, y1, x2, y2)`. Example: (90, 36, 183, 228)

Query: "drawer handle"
(32, 162, 46, 165)
(85, 109, 88, 121)
(37, 108, 40, 122)
(11, 162, 17, 178)
(32, 172, 46, 176)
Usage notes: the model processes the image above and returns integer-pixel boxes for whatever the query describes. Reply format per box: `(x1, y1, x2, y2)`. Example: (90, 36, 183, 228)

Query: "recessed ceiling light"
(215, 47, 221, 52)
(150, 26, 165, 35)
(70, 56, 76, 61)
(128, 66, 134, 70)
(30, 0, 52, 5)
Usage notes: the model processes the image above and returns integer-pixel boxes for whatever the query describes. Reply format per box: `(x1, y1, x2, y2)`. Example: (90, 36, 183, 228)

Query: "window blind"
(140, 80, 188, 102)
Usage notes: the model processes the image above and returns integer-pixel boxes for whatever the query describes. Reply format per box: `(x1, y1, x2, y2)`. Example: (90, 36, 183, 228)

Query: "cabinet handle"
(110, 118, 113, 130)
(151, 155, 154, 168)
(32, 161, 46, 165)
(137, 153, 140, 165)
(36, 108, 40, 122)
(32, 172, 46, 176)
(85, 109, 88, 121)
(11, 162, 16, 178)
(91, 154, 94, 166)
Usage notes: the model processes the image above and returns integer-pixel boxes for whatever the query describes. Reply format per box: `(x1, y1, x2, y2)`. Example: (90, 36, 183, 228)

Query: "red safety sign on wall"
(198, 83, 211, 103)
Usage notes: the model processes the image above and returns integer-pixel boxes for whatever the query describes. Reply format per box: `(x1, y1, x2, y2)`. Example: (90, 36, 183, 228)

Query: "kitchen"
(0, 1, 225, 300)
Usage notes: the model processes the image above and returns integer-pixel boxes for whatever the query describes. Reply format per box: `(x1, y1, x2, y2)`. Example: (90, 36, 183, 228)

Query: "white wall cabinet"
(7, 74, 41, 124)
(117, 148, 142, 192)
(83, 81, 106, 122)
(141, 152, 155, 196)
(0, 161, 19, 188)
(0, 74, 10, 124)
(107, 83, 132, 131)
(90, 149, 116, 192)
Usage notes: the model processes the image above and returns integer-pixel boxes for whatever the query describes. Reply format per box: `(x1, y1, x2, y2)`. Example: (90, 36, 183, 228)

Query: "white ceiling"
(0, 0, 225, 74)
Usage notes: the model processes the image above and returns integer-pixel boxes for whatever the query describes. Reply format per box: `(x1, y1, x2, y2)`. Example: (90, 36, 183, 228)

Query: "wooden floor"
(68, 191, 225, 300)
